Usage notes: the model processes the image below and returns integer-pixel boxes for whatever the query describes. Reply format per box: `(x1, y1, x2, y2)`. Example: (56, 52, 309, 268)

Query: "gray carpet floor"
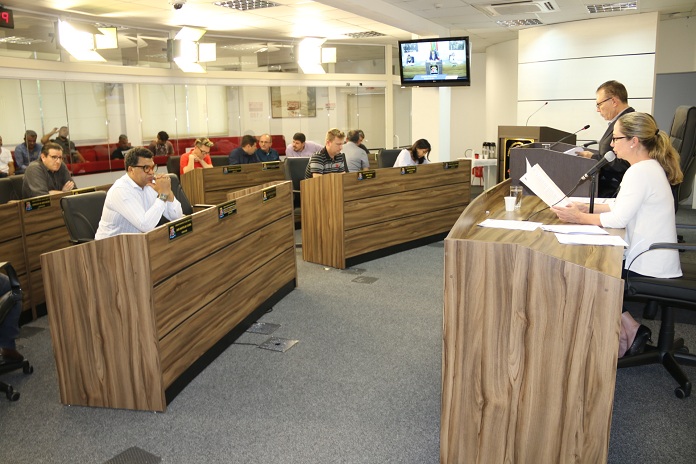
(1, 194, 695, 463)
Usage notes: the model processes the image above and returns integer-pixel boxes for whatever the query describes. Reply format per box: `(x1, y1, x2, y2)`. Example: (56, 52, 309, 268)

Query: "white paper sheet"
(554, 233, 628, 246)
(478, 219, 542, 231)
(520, 160, 572, 208)
(541, 225, 609, 235)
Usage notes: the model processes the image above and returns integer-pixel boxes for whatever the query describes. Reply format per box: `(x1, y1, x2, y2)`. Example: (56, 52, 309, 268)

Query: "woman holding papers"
(393, 139, 431, 167)
(552, 112, 683, 358)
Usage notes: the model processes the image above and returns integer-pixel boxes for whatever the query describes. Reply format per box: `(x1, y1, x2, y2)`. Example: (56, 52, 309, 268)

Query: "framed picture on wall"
(270, 87, 317, 118)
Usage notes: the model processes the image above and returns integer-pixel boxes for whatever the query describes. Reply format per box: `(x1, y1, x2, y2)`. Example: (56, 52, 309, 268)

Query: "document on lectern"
(519, 159, 572, 208)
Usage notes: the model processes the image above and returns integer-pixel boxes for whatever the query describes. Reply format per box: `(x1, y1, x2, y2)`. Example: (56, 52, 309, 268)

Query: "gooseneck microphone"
(525, 102, 548, 126)
(580, 150, 616, 181)
(547, 124, 590, 150)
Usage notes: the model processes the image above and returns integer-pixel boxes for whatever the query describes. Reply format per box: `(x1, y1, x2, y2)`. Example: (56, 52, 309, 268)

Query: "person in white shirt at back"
(393, 139, 431, 167)
(96, 147, 182, 239)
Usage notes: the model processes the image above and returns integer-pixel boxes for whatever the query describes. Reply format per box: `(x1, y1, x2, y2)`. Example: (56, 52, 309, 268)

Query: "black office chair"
(10, 174, 23, 201)
(377, 149, 401, 168)
(283, 157, 309, 227)
(0, 261, 33, 402)
(620, 243, 696, 398)
(0, 178, 14, 204)
(669, 106, 696, 204)
(155, 174, 194, 227)
(166, 156, 181, 177)
(60, 190, 107, 244)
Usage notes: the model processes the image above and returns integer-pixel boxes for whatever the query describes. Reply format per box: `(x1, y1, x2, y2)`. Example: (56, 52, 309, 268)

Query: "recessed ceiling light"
(586, 2, 637, 14)
(344, 31, 386, 39)
(214, 0, 280, 11)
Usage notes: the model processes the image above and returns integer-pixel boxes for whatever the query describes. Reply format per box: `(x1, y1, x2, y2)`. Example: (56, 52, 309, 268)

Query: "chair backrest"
(60, 191, 107, 244)
(167, 156, 180, 177)
(283, 157, 310, 191)
(210, 155, 230, 167)
(377, 149, 401, 168)
(670, 105, 696, 203)
(168, 173, 193, 215)
(10, 174, 23, 200)
(0, 178, 14, 204)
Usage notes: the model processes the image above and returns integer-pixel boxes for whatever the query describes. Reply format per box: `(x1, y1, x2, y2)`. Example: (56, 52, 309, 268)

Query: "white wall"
(485, 40, 518, 146)
(517, 12, 658, 145)
(656, 16, 696, 74)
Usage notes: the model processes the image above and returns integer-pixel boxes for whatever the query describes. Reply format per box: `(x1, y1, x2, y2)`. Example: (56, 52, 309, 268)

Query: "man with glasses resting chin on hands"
(22, 142, 76, 198)
(95, 147, 183, 240)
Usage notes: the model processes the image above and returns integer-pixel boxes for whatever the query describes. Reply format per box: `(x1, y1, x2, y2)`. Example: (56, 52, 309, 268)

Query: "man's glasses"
(200, 148, 211, 155)
(132, 164, 157, 174)
(596, 97, 612, 109)
(47, 155, 62, 161)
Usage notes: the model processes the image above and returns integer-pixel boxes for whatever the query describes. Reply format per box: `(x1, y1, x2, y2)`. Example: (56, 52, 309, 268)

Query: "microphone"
(547, 124, 590, 150)
(525, 102, 548, 125)
(580, 150, 616, 181)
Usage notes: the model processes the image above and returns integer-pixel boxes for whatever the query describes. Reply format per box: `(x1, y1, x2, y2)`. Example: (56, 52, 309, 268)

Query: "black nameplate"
(357, 170, 376, 180)
(168, 216, 193, 241)
(262, 161, 281, 170)
(24, 196, 51, 212)
(72, 186, 97, 195)
(443, 161, 459, 170)
(400, 166, 417, 175)
(217, 200, 237, 220)
(262, 186, 277, 202)
(222, 165, 242, 174)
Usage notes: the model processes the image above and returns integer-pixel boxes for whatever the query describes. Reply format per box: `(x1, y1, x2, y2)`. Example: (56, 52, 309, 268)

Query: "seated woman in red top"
(180, 137, 214, 175)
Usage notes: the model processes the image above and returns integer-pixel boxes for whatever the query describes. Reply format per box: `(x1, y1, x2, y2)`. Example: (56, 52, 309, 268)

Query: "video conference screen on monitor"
(398, 36, 471, 87)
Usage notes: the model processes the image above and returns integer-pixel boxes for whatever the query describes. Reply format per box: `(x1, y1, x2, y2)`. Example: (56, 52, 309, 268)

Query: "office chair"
(283, 157, 309, 227)
(669, 106, 696, 204)
(0, 261, 33, 402)
(155, 174, 194, 227)
(0, 178, 13, 204)
(60, 190, 107, 244)
(10, 174, 23, 201)
(377, 149, 401, 168)
(166, 156, 181, 177)
(620, 243, 696, 398)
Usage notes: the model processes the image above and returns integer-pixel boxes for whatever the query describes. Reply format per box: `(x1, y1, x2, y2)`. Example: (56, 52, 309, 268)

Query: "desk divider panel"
(441, 180, 624, 463)
(301, 162, 470, 269)
(41, 180, 297, 412)
(181, 163, 286, 206)
(0, 202, 30, 309)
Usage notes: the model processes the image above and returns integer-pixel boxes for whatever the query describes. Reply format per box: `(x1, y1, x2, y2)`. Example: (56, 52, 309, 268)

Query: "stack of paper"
(520, 160, 572, 208)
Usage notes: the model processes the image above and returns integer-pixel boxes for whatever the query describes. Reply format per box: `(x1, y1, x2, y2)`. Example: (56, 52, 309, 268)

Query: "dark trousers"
(0, 273, 21, 349)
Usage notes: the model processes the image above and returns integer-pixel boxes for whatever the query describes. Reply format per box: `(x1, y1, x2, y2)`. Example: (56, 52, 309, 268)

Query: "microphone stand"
(589, 173, 597, 213)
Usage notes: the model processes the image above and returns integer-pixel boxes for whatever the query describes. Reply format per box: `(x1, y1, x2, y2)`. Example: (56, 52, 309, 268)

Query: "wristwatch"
(158, 193, 168, 202)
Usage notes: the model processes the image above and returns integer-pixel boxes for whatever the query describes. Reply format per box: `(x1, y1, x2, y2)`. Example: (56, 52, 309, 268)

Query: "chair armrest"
(649, 242, 696, 251)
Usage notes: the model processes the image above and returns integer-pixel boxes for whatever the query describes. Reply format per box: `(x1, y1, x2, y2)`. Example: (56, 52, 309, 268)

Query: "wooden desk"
(41, 181, 296, 411)
(301, 161, 471, 269)
(180, 162, 285, 205)
(0, 202, 29, 310)
(441, 180, 624, 463)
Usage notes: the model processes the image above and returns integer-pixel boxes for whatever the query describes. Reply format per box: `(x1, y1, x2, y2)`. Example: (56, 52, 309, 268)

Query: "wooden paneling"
(302, 163, 470, 269)
(0, 237, 26, 276)
(0, 202, 22, 240)
(441, 180, 624, 463)
(41, 180, 297, 411)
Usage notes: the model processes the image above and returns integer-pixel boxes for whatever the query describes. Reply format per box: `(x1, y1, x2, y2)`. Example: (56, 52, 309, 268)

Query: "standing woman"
(551, 112, 683, 357)
(393, 139, 431, 167)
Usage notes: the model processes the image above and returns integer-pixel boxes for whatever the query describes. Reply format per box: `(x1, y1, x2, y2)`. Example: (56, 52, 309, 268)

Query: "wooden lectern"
(497, 126, 576, 181)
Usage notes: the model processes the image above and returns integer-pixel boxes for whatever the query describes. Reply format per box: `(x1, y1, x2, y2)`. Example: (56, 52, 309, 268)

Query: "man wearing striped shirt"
(95, 147, 182, 239)
(304, 128, 348, 179)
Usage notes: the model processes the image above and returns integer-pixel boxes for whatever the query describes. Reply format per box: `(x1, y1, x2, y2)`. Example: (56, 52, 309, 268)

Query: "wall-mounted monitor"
(398, 36, 471, 87)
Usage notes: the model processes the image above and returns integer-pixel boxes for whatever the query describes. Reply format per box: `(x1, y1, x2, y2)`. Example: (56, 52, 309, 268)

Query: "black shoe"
(626, 325, 652, 356)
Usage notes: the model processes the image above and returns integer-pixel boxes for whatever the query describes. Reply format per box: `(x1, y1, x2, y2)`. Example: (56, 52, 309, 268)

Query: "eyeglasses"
(46, 155, 62, 161)
(132, 164, 157, 174)
(259, 140, 272, 144)
(596, 97, 612, 109)
(199, 148, 211, 155)
(611, 136, 628, 143)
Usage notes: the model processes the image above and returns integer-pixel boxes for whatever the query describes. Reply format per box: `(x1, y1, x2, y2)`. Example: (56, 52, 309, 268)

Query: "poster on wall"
(270, 87, 316, 118)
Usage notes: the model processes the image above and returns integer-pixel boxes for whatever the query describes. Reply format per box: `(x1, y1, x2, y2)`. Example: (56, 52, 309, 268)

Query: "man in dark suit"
(580, 80, 634, 197)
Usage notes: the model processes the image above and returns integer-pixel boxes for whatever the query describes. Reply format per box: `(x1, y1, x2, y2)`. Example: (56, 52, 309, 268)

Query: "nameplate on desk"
(357, 170, 376, 180)
(262, 161, 281, 171)
(168, 216, 193, 241)
(400, 166, 417, 175)
(217, 200, 237, 220)
(72, 186, 97, 195)
(222, 165, 242, 174)
(24, 196, 51, 212)
(442, 161, 459, 170)
(262, 186, 277, 202)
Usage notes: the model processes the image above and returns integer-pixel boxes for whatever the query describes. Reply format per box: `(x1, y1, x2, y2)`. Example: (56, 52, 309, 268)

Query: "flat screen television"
(398, 36, 471, 87)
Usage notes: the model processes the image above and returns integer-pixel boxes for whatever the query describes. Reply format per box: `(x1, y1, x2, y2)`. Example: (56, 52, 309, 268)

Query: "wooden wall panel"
(301, 174, 345, 269)
(25, 227, 71, 271)
(0, 237, 26, 276)
(181, 164, 285, 206)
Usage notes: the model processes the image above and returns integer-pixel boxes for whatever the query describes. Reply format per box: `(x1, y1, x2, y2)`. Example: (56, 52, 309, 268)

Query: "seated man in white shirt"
(95, 147, 183, 239)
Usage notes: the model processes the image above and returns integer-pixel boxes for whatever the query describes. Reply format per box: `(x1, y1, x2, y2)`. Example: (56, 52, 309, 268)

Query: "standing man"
(181, 137, 213, 174)
(579, 80, 633, 197)
(95, 147, 182, 239)
(111, 134, 132, 159)
(41, 126, 86, 164)
(255, 134, 279, 162)
(0, 136, 15, 178)
(343, 130, 370, 172)
(228, 135, 261, 165)
(148, 131, 175, 157)
(304, 128, 348, 178)
(285, 132, 323, 157)
(22, 143, 75, 198)
(14, 130, 42, 174)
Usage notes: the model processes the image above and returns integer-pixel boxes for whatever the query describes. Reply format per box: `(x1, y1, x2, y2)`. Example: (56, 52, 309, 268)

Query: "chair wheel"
(678, 346, 689, 354)
(675, 383, 692, 399)
(5, 387, 19, 401)
(23, 363, 33, 374)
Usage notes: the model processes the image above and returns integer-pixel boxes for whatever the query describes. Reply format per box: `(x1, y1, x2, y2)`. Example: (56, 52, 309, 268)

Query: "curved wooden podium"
(442, 180, 624, 463)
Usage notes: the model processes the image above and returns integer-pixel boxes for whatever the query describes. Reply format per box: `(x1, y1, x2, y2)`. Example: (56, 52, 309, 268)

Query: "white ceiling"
(3, 0, 696, 52)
